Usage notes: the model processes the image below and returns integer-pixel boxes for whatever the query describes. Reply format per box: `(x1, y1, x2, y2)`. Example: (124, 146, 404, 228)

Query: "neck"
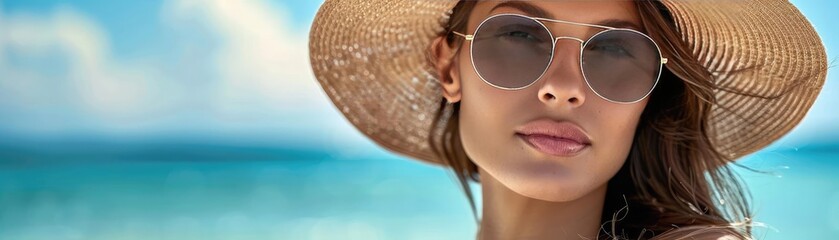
(476, 168, 607, 240)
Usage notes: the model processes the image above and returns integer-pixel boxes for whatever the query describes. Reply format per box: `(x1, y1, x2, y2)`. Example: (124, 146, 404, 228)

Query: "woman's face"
(444, 1, 649, 202)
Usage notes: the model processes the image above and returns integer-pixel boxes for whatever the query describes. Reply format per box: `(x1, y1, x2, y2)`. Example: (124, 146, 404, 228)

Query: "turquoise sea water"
(0, 141, 837, 240)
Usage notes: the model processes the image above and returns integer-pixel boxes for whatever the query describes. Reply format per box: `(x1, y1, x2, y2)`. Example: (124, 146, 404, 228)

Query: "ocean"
(1, 140, 836, 240)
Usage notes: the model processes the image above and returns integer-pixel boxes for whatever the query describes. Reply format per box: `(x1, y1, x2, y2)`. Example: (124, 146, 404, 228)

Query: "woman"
(309, 0, 827, 239)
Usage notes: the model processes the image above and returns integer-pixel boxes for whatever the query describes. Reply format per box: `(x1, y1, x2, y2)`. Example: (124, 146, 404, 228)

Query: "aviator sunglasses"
(452, 14, 668, 104)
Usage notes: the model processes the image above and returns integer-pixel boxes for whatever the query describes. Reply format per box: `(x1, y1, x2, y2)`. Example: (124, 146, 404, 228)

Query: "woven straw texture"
(309, 0, 827, 165)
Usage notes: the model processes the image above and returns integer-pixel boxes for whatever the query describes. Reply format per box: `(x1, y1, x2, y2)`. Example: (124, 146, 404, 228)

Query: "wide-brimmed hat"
(308, 0, 827, 165)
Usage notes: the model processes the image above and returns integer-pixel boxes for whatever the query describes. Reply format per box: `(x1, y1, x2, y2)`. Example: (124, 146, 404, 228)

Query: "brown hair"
(427, 1, 754, 239)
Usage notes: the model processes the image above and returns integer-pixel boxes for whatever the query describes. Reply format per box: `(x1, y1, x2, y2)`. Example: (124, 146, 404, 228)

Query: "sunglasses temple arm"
(451, 31, 473, 41)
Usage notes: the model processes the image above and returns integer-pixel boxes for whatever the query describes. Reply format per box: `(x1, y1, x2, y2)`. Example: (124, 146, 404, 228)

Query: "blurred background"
(0, 0, 836, 239)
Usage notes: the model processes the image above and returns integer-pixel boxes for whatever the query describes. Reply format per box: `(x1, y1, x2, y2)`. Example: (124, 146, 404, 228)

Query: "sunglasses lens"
(472, 15, 553, 89)
(582, 30, 661, 103)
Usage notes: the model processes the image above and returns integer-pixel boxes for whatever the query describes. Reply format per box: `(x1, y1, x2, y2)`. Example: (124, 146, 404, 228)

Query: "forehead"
(469, 1, 642, 31)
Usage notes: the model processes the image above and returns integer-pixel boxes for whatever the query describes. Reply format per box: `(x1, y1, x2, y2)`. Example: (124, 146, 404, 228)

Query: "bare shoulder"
(654, 226, 749, 240)
(685, 231, 744, 240)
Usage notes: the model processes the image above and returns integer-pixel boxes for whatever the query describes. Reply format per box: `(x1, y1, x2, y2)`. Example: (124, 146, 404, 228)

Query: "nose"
(536, 37, 587, 108)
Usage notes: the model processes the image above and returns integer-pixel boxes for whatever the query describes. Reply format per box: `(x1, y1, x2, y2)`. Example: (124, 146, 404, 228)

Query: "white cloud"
(159, 0, 366, 146)
(0, 0, 378, 148)
(0, 5, 163, 125)
(162, 0, 330, 116)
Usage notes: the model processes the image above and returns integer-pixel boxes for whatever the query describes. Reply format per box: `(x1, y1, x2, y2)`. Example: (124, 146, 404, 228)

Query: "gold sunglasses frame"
(452, 13, 669, 104)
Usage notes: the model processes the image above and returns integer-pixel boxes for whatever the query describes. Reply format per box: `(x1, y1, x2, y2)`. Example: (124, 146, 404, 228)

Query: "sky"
(0, 0, 837, 152)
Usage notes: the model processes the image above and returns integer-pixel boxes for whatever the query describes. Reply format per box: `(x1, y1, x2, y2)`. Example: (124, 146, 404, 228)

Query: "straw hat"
(308, 0, 827, 165)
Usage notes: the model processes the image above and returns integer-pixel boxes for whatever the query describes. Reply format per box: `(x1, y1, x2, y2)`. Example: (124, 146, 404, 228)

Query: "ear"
(430, 36, 462, 103)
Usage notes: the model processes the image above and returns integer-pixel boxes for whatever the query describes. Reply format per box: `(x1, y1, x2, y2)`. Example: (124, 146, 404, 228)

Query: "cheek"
(602, 103, 646, 152)
(456, 69, 521, 170)
(587, 101, 647, 178)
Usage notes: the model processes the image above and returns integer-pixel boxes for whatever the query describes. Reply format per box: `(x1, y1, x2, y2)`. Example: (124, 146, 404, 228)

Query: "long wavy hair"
(427, 1, 754, 239)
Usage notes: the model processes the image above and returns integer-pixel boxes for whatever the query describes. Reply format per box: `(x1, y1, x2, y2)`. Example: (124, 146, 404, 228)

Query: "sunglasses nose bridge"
(552, 36, 585, 56)
(548, 36, 585, 68)
(554, 36, 585, 45)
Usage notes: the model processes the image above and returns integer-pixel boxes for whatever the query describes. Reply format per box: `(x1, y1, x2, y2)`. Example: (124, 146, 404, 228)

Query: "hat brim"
(309, 0, 827, 165)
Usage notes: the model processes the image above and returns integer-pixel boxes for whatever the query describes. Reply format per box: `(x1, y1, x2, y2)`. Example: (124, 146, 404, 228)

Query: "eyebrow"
(490, 1, 643, 30)
(491, 1, 554, 19)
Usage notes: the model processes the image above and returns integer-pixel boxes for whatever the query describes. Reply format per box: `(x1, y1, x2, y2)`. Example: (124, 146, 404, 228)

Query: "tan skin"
(433, 1, 648, 239)
(432, 1, 745, 240)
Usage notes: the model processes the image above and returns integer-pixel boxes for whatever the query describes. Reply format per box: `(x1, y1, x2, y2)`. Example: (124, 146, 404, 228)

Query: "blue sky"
(0, 0, 837, 152)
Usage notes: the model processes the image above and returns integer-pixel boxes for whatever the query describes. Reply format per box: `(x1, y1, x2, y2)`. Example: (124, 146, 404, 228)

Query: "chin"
(503, 167, 603, 202)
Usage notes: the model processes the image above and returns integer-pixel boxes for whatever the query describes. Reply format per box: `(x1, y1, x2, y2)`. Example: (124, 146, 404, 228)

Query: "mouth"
(517, 133, 590, 157)
(514, 119, 593, 157)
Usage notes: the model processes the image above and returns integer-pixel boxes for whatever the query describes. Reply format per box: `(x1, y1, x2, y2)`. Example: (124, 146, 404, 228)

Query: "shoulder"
(654, 226, 749, 240)
(685, 231, 744, 240)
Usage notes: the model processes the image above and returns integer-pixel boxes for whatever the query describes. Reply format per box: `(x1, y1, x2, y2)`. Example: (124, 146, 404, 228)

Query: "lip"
(515, 119, 592, 157)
